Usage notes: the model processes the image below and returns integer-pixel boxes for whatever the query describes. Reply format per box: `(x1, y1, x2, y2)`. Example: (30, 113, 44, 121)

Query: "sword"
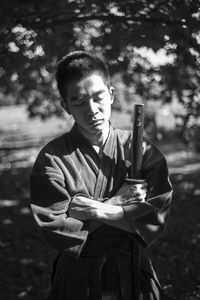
(127, 103, 145, 300)
(131, 103, 144, 179)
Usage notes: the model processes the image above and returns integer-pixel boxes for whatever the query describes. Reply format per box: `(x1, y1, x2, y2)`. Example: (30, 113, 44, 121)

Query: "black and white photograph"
(0, 1, 200, 299)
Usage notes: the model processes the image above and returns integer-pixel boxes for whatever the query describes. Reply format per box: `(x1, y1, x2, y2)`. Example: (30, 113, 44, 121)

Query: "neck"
(77, 122, 110, 147)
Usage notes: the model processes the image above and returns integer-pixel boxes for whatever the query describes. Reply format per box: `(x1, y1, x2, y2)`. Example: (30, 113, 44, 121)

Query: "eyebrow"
(93, 90, 105, 95)
(71, 90, 106, 101)
(71, 96, 83, 101)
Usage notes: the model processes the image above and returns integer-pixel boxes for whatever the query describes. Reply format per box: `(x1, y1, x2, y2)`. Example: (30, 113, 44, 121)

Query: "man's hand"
(107, 181, 148, 206)
(118, 181, 147, 202)
(67, 181, 147, 224)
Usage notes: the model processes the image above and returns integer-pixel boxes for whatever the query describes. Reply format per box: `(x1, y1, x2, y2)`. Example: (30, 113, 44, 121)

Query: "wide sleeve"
(30, 151, 88, 257)
(122, 141, 173, 246)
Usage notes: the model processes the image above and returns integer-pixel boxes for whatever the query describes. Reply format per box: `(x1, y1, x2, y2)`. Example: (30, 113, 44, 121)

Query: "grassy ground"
(0, 106, 200, 300)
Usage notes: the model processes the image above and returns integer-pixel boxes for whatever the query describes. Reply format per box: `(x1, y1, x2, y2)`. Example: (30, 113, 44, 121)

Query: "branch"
(14, 12, 186, 30)
(177, 28, 200, 57)
(0, 30, 14, 53)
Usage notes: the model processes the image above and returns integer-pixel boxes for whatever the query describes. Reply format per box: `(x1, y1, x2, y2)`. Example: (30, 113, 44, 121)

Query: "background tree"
(0, 0, 200, 147)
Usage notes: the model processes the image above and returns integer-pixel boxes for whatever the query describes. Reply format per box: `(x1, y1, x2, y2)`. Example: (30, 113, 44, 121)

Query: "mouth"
(88, 119, 104, 126)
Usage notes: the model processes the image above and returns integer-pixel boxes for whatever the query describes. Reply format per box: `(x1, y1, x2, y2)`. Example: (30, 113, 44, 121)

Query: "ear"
(61, 100, 71, 115)
(109, 86, 114, 104)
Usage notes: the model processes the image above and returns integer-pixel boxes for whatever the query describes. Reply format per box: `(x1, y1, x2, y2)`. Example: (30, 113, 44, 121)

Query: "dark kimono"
(30, 124, 172, 300)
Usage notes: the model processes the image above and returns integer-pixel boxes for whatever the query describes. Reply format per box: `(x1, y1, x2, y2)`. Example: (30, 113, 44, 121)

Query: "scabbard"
(129, 103, 145, 300)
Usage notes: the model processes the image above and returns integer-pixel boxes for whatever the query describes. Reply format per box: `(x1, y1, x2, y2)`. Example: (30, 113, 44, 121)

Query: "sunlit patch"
(170, 162, 200, 175)
(0, 240, 9, 248)
(20, 207, 31, 215)
(2, 219, 13, 225)
(17, 291, 27, 298)
(145, 224, 158, 232)
(179, 182, 195, 191)
(193, 189, 200, 196)
(176, 174, 184, 181)
(162, 284, 173, 290)
(17, 285, 33, 298)
(0, 162, 11, 170)
(0, 199, 19, 207)
(20, 258, 33, 265)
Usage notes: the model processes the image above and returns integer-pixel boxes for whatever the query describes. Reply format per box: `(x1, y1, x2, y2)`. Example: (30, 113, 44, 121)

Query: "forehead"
(66, 73, 108, 96)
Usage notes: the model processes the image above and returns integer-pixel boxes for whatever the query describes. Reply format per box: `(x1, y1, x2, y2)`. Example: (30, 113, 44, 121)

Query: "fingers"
(133, 190, 146, 198)
(128, 186, 146, 197)
(135, 182, 148, 190)
(71, 196, 93, 207)
(122, 185, 147, 204)
(48, 212, 65, 220)
(123, 193, 146, 205)
(137, 194, 146, 202)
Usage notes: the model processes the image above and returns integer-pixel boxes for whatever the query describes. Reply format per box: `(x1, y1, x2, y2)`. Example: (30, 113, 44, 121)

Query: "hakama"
(30, 124, 172, 299)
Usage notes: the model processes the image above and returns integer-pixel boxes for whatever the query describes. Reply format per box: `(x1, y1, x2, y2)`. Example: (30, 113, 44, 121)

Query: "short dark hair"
(56, 51, 110, 100)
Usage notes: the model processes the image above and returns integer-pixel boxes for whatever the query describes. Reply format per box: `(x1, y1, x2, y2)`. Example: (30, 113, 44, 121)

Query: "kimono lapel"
(70, 124, 100, 177)
(93, 125, 118, 199)
(70, 124, 126, 200)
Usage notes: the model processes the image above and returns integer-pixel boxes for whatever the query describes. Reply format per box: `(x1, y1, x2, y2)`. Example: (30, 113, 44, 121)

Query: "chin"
(89, 128, 103, 136)
(89, 122, 104, 131)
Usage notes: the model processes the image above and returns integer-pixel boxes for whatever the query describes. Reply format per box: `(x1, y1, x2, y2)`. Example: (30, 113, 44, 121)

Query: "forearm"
(94, 202, 134, 233)
(68, 195, 135, 233)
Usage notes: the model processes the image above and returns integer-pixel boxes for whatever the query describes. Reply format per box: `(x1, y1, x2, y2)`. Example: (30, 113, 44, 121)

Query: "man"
(30, 51, 172, 300)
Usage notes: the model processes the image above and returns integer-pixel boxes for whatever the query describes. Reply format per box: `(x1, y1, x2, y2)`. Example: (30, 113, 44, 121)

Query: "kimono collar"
(70, 122, 113, 151)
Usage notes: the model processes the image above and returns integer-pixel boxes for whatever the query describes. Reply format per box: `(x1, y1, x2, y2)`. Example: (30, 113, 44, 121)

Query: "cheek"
(68, 105, 83, 119)
(102, 104, 111, 118)
(103, 97, 112, 112)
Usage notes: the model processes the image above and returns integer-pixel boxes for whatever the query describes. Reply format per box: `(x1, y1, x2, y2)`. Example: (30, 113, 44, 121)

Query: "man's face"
(63, 73, 114, 140)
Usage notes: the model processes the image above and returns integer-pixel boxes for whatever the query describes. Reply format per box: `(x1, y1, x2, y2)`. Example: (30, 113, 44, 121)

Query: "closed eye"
(93, 91, 106, 102)
(71, 90, 106, 106)
(74, 100, 85, 106)
(72, 97, 85, 106)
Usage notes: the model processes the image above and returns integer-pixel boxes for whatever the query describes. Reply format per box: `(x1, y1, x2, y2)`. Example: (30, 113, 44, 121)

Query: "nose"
(86, 98, 98, 116)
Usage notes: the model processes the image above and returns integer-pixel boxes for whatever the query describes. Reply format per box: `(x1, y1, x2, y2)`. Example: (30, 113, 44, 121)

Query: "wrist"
(96, 203, 123, 221)
(92, 201, 105, 220)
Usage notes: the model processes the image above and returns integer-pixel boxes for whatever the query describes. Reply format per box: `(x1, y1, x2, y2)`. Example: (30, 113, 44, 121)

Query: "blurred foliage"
(0, 0, 200, 149)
